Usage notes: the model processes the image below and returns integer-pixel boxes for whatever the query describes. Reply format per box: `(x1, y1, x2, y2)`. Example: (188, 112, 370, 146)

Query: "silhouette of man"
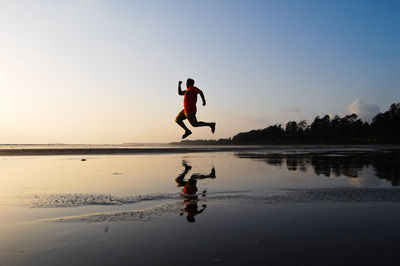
(175, 78, 216, 139)
(175, 160, 216, 223)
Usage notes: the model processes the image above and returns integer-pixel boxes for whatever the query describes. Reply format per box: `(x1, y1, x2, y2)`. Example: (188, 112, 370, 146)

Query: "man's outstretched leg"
(175, 110, 192, 139)
(187, 114, 216, 134)
(190, 167, 216, 180)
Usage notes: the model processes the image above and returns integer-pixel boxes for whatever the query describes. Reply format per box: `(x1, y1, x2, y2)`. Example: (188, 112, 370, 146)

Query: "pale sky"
(0, 0, 399, 143)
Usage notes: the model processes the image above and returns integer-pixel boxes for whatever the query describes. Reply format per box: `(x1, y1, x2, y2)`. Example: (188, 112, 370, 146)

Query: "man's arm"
(178, 81, 186, 95)
(199, 90, 206, 106)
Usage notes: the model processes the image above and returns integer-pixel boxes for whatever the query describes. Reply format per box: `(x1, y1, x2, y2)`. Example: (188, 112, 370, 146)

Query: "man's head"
(186, 78, 195, 88)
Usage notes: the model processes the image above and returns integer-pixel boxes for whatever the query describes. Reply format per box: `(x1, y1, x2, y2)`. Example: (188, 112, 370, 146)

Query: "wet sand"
(1, 147, 400, 265)
(0, 144, 399, 156)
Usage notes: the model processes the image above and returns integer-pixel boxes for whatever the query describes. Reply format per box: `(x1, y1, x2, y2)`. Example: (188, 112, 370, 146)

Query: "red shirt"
(184, 86, 201, 114)
(183, 185, 198, 195)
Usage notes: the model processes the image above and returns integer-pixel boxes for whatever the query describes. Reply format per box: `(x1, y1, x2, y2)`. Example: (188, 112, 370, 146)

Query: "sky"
(0, 0, 399, 143)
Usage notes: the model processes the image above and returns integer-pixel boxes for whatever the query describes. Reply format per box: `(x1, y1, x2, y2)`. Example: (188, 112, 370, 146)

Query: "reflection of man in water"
(175, 160, 216, 223)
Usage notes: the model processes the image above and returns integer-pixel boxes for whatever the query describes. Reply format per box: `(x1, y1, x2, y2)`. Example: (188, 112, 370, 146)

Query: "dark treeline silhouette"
(236, 150, 400, 186)
(173, 103, 400, 145)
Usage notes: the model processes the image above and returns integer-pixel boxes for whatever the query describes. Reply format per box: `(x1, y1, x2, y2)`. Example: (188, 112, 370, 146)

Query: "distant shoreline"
(1, 145, 400, 156)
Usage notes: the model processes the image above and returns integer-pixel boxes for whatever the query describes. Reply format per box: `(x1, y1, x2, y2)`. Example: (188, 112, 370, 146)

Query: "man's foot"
(210, 167, 216, 178)
(211, 123, 216, 134)
(182, 160, 192, 171)
(182, 130, 192, 139)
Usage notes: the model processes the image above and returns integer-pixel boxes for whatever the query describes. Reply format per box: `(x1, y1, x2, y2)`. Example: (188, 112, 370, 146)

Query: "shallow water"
(1, 148, 400, 265)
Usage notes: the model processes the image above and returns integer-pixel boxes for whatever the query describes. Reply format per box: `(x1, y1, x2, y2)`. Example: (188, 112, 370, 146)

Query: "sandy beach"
(1, 144, 399, 156)
(1, 146, 400, 265)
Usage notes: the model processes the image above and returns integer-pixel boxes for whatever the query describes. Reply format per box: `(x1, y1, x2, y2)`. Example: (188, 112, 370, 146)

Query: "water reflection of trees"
(236, 150, 400, 186)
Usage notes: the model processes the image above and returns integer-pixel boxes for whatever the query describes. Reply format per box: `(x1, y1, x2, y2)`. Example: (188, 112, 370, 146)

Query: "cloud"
(348, 100, 380, 122)
(282, 107, 301, 113)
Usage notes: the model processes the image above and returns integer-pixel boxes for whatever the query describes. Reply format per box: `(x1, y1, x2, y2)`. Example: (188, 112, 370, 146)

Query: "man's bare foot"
(182, 160, 192, 171)
(210, 167, 216, 178)
(211, 123, 216, 134)
(182, 130, 192, 139)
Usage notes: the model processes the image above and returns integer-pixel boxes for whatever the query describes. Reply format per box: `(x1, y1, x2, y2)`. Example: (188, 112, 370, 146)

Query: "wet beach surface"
(1, 146, 400, 265)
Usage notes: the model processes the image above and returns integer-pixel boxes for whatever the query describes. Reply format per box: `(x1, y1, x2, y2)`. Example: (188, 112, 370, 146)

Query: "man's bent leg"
(175, 110, 189, 131)
(175, 110, 192, 139)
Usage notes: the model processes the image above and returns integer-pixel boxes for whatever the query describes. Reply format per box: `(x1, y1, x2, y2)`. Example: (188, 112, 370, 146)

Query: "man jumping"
(175, 78, 216, 139)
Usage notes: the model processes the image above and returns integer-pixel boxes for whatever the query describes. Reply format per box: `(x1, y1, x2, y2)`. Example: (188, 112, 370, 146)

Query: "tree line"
(174, 103, 400, 145)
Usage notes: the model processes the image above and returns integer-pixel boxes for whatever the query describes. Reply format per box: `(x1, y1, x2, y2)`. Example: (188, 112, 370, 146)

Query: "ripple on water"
(26, 187, 400, 223)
